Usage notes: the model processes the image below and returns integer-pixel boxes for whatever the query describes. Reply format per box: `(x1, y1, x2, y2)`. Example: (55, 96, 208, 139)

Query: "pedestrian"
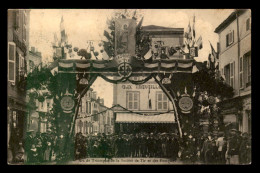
(226, 129, 240, 164)
(172, 135, 179, 161)
(34, 132, 43, 162)
(29, 144, 38, 163)
(25, 131, 34, 163)
(239, 132, 251, 164)
(216, 132, 225, 164)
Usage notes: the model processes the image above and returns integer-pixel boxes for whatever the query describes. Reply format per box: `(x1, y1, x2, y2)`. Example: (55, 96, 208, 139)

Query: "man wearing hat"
(25, 130, 34, 163)
(226, 129, 240, 164)
(239, 132, 251, 164)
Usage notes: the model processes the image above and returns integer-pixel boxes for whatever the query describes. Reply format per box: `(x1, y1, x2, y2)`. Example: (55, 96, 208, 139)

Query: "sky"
(29, 9, 235, 107)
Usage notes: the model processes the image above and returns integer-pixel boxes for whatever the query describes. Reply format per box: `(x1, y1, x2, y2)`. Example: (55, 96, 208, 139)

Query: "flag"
(188, 21, 192, 40)
(53, 33, 58, 47)
(60, 16, 66, 44)
(137, 17, 144, 30)
(144, 48, 153, 59)
(209, 41, 218, 60)
(196, 36, 203, 49)
(102, 50, 110, 60)
(148, 87, 152, 109)
(192, 15, 196, 40)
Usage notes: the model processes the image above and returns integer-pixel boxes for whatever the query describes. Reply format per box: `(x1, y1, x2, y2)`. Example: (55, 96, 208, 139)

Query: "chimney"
(100, 99, 104, 106)
(31, 47, 35, 53)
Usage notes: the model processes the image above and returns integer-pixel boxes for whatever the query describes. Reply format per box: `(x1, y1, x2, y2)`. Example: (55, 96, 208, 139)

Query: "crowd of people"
(17, 128, 250, 164)
(74, 129, 251, 164)
(24, 131, 57, 163)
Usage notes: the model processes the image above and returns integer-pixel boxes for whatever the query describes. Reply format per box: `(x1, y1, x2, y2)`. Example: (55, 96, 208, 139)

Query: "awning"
(116, 112, 175, 123)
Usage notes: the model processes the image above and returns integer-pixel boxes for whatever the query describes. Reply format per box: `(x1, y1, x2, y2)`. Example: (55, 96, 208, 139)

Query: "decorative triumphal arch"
(54, 53, 198, 160)
(52, 18, 200, 161)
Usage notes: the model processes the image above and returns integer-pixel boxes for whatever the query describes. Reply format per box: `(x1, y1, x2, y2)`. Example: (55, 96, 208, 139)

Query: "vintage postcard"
(7, 9, 251, 165)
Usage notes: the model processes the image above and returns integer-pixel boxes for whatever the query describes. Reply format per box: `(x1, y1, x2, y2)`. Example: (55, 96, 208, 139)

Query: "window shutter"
(226, 34, 229, 47)
(232, 30, 234, 44)
(243, 55, 248, 85)
(8, 43, 16, 83)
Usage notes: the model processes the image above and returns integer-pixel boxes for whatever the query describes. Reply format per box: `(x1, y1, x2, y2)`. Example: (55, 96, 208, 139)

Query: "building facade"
(8, 9, 30, 162)
(75, 88, 114, 136)
(27, 46, 42, 73)
(215, 9, 251, 133)
(112, 25, 185, 134)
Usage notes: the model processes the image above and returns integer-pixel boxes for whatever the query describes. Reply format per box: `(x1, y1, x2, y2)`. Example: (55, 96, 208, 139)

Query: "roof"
(214, 9, 247, 33)
(115, 112, 175, 123)
(142, 25, 184, 34)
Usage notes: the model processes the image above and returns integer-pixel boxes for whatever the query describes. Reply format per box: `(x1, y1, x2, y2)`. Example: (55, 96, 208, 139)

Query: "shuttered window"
(127, 92, 139, 110)
(157, 92, 168, 110)
(22, 11, 27, 41)
(230, 61, 235, 88)
(239, 57, 243, 88)
(243, 52, 251, 87)
(226, 30, 234, 47)
(8, 42, 16, 83)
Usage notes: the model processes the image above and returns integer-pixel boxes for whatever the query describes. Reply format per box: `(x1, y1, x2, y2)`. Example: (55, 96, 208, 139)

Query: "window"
(14, 10, 20, 30)
(243, 52, 251, 87)
(226, 30, 234, 47)
(8, 42, 16, 83)
(22, 11, 27, 41)
(157, 92, 168, 110)
(230, 61, 235, 88)
(224, 64, 230, 85)
(86, 101, 88, 113)
(18, 54, 25, 81)
(224, 62, 235, 88)
(240, 57, 243, 88)
(246, 18, 251, 31)
(127, 92, 139, 110)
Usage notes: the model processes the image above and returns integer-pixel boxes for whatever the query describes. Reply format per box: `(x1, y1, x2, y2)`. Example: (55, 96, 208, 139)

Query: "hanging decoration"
(60, 89, 75, 113)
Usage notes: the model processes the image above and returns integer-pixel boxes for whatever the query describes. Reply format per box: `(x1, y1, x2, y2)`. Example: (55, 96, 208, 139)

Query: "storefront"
(114, 112, 177, 134)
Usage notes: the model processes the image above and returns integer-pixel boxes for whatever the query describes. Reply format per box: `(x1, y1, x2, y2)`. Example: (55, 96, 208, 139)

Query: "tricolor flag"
(209, 41, 218, 60)
(60, 16, 66, 44)
(196, 36, 203, 49)
(148, 87, 152, 109)
(192, 15, 196, 40)
(137, 17, 144, 30)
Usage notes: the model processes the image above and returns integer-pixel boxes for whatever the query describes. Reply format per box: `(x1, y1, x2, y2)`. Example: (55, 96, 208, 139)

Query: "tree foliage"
(192, 67, 234, 99)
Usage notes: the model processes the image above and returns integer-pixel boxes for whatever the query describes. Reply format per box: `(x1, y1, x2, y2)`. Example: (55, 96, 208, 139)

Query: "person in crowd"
(211, 139, 219, 164)
(161, 135, 167, 158)
(13, 141, 24, 163)
(172, 134, 179, 161)
(226, 129, 240, 164)
(34, 132, 43, 162)
(216, 132, 225, 164)
(43, 136, 52, 162)
(140, 134, 146, 157)
(239, 132, 251, 164)
(25, 131, 34, 163)
(29, 144, 38, 163)
(201, 134, 211, 163)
